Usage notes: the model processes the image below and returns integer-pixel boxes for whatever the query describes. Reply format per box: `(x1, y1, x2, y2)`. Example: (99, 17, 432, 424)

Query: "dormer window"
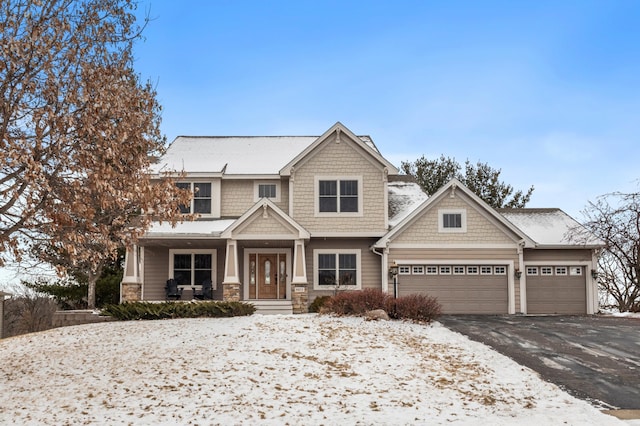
(177, 182, 212, 214)
(438, 209, 467, 233)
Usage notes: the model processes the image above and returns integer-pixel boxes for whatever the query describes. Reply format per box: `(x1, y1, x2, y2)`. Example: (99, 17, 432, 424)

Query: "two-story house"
(120, 122, 603, 315)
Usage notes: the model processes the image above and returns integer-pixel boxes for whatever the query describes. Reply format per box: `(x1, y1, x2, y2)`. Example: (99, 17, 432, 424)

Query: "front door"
(250, 253, 287, 299)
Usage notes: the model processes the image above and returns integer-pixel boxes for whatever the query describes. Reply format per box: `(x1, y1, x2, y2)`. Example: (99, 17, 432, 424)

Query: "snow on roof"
(498, 208, 602, 247)
(388, 180, 428, 228)
(152, 135, 379, 175)
(144, 219, 236, 238)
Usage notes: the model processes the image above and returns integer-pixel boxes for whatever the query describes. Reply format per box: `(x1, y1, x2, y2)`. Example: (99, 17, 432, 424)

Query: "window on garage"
(467, 266, 478, 274)
(541, 267, 553, 276)
(440, 266, 451, 274)
(412, 266, 424, 274)
(555, 266, 568, 275)
(426, 266, 438, 275)
(453, 266, 465, 275)
(570, 267, 583, 276)
(494, 266, 507, 275)
(526, 267, 538, 275)
(399, 265, 411, 275)
(480, 266, 492, 275)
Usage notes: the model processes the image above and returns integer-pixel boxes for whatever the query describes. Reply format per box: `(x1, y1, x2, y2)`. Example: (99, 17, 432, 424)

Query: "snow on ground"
(0, 315, 627, 425)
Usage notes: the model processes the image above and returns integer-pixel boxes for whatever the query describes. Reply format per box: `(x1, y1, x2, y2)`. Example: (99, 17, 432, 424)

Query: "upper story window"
(438, 209, 467, 233)
(177, 182, 212, 214)
(315, 177, 362, 216)
(254, 181, 280, 202)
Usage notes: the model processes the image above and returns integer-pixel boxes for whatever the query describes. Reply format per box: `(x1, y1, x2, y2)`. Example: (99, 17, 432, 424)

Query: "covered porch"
(121, 199, 311, 313)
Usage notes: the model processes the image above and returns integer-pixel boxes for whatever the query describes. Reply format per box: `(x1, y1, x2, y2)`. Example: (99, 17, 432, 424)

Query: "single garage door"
(526, 266, 586, 314)
(397, 264, 508, 314)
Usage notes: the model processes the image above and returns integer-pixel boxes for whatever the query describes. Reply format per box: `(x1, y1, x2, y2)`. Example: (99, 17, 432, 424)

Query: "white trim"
(388, 243, 518, 249)
(212, 179, 221, 218)
(222, 174, 281, 180)
(314, 176, 364, 217)
(168, 249, 218, 290)
(438, 209, 467, 233)
(243, 248, 292, 300)
(253, 180, 281, 202)
(313, 249, 362, 290)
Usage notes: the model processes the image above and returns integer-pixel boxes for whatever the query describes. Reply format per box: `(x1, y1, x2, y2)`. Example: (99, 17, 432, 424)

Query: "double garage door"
(397, 264, 509, 314)
(525, 266, 587, 314)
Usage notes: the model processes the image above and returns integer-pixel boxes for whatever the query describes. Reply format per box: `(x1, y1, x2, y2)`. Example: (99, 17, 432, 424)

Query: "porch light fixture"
(591, 269, 598, 280)
(389, 262, 398, 278)
(514, 269, 522, 279)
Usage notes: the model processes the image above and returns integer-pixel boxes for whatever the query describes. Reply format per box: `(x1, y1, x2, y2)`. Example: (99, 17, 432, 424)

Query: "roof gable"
(375, 178, 531, 248)
(221, 198, 310, 240)
(279, 122, 398, 176)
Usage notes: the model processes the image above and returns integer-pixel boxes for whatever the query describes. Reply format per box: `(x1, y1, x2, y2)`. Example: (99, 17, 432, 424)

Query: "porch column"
(291, 239, 308, 313)
(222, 239, 241, 301)
(121, 245, 142, 302)
(381, 248, 389, 293)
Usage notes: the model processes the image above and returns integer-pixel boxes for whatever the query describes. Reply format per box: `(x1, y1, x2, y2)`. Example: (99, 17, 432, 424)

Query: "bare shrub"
(390, 294, 442, 323)
(324, 289, 392, 316)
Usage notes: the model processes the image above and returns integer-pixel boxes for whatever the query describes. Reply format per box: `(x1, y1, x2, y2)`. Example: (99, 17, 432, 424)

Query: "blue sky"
(132, 0, 640, 218)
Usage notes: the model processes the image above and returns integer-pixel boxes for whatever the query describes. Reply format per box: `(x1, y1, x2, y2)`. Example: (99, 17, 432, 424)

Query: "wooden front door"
(250, 253, 287, 299)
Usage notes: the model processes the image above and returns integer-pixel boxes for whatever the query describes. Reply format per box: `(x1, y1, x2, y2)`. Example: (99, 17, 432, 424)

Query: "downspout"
(370, 246, 387, 293)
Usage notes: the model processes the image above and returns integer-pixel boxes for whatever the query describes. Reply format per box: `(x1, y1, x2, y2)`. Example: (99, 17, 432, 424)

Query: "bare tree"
(581, 192, 640, 312)
(1, 0, 190, 307)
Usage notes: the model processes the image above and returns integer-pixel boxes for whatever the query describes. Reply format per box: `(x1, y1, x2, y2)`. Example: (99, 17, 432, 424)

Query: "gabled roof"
(150, 123, 392, 176)
(375, 178, 532, 248)
(388, 179, 428, 228)
(498, 208, 604, 248)
(221, 198, 310, 240)
(279, 122, 398, 176)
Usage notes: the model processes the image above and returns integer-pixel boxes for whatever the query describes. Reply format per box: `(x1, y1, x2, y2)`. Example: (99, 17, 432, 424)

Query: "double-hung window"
(317, 178, 361, 214)
(177, 182, 212, 214)
(170, 250, 216, 288)
(314, 250, 361, 289)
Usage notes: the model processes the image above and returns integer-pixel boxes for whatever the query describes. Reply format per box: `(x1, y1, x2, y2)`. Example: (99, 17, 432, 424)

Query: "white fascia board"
(311, 232, 386, 238)
(222, 174, 281, 180)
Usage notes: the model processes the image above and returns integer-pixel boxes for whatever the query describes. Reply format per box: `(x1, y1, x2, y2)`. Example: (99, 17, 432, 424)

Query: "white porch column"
(223, 240, 241, 301)
(291, 239, 308, 284)
(121, 245, 142, 302)
(381, 248, 389, 293)
(291, 239, 309, 314)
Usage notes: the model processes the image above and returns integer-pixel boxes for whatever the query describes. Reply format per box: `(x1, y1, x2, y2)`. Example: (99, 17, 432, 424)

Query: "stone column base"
(223, 282, 241, 302)
(291, 283, 309, 314)
(121, 283, 142, 302)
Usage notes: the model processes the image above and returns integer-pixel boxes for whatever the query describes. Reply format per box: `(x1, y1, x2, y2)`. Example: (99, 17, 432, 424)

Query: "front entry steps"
(250, 300, 293, 315)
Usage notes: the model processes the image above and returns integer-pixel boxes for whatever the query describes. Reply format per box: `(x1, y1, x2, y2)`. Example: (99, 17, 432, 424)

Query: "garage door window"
(541, 267, 553, 276)
(570, 267, 583, 276)
(494, 266, 507, 275)
(480, 266, 492, 275)
(440, 266, 451, 274)
(412, 266, 424, 274)
(556, 267, 568, 275)
(526, 267, 538, 275)
(453, 266, 465, 275)
(426, 266, 438, 275)
(399, 266, 411, 275)
(467, 266, 478, 274)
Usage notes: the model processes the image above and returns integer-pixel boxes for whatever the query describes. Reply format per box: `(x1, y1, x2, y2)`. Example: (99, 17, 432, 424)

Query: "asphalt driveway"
(439, 315, 640, 410)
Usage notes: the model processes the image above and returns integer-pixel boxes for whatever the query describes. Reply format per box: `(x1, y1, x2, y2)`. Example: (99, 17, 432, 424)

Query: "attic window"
(254, 181, 280, 202)
(438, 209, 467, 233)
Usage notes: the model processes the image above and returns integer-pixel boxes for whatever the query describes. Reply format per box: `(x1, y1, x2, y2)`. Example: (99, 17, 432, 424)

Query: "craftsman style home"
(121, 122, 602, 315)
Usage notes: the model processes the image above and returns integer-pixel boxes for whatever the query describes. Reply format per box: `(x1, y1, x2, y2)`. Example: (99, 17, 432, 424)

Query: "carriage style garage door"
(397, 264, 509, 314)
(525, 266, 587, 314)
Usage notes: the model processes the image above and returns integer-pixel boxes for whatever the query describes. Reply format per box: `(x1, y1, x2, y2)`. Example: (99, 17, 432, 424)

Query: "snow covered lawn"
(0, 314, 626, 425)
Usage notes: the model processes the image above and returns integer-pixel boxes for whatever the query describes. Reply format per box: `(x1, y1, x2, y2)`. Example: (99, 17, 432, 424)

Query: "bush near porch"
(101, 301, 256, 321)
(320, 289, 442, 323)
